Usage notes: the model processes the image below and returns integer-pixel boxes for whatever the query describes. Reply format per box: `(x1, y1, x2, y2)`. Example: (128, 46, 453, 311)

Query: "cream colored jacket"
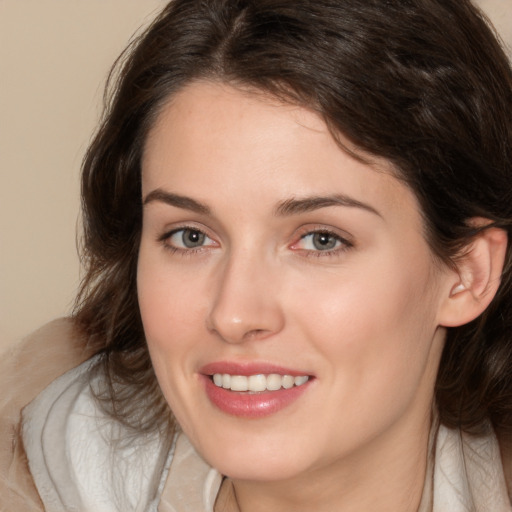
(1, 319, 512, 511)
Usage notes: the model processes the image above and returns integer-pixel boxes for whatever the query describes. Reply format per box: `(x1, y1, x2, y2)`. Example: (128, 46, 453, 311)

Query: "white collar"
(22, 357, 181, 512)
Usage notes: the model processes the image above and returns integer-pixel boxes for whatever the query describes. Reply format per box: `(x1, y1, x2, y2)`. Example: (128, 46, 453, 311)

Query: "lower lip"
(202, 376, 311, 418)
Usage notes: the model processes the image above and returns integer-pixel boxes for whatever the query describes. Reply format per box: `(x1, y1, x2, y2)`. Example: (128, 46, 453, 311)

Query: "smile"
(212, 373, 310, 392)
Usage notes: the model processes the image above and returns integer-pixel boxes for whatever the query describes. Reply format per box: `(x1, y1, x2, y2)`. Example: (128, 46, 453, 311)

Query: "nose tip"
(206, 261, 284, 344)
(207, 301, 283, 344)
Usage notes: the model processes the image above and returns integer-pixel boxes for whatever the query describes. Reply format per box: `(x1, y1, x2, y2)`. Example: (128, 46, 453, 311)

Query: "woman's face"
(138, 81, 453, 482)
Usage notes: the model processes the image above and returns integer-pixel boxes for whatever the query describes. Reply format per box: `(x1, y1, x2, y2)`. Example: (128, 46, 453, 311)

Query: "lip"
(199, 361, 313, 418)
(200, 361, 311, 377)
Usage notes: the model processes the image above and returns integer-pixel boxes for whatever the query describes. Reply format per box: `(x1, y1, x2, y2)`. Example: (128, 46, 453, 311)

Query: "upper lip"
(200, 361, 312, 377)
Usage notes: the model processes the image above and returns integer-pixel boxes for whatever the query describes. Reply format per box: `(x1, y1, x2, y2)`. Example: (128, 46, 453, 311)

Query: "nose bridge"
(207, 245, 284, 343)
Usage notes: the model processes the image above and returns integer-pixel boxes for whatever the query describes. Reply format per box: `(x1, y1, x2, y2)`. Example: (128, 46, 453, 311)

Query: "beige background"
(0, 0, 510, 353)
(1, 1, 164, 352)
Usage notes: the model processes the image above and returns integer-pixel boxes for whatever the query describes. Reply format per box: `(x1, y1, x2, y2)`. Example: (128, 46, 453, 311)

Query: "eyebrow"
(275, 194, 382, 217)
(143, 189, 381, 218)
(143, 189, 211, 215)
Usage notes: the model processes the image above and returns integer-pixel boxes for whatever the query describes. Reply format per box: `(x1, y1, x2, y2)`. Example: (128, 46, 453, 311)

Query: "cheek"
(137, 268, 172, 349)
(137, 247, 204, 348)
(293, 266, 441, 450)
(137, 250, 206, 427)
(294, 256, 440, 390)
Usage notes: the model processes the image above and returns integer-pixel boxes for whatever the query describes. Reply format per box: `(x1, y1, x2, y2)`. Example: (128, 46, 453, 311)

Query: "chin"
(214, 455, 307, 482)
(193, 429, 314, 482)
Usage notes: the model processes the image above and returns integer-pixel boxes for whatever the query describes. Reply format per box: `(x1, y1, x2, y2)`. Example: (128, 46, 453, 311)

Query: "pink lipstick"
(200, 362, 313, 418)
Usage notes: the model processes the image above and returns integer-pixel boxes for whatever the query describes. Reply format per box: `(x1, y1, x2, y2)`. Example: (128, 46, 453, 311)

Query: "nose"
(206, 251, 285, 344)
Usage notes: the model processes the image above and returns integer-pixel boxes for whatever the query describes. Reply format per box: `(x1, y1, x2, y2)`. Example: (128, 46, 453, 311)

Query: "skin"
(137, 81, 460, 511)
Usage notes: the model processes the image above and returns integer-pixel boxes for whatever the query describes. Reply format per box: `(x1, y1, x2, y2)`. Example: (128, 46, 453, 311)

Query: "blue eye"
(166, 228, 215, 250)
(308, 232, 339, 250)
(294, 230, 352, 254)
(300, 232, 341, 251)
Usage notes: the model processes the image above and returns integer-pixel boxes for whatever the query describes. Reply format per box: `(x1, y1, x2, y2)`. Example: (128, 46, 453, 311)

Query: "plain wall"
(0, 0, 511, 354)
(1, 1, 164, 351)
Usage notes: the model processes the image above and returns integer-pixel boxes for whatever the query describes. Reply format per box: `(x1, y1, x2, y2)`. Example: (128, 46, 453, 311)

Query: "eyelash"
(157, 226, 354, 258)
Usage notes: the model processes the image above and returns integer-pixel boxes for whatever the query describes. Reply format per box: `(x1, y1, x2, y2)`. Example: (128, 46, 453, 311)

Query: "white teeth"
(230, 375, 248, 392)
(211, 373, 310, 392)
(282, 375, 295, 389)
(266, 374, 282, 391)
(248, 374, 267, 392)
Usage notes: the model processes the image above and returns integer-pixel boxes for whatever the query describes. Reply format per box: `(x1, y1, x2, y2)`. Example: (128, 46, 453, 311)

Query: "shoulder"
(0, 318, 220, 512)
(21, 348, 172, 511)
(0, 317, 94, 421)
(0, 318, 94, 511)
(498, 431, 512, 503)
(433, 423, 512, 510)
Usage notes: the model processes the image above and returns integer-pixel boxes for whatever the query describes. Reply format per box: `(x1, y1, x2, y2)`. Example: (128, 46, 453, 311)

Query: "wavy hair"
(74, 0, 512, 436)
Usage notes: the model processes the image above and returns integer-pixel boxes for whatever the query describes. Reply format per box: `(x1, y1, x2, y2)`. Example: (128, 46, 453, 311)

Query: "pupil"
(313, 232, 336, 250)
(183, 230, 204, 248)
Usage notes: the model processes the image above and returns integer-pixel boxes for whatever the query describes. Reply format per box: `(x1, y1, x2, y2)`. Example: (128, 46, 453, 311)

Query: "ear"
(438, 223, 508, 328)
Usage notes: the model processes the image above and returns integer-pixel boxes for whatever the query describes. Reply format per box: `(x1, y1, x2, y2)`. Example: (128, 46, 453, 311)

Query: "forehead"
(143, 81, 335, 171)
(141, 81, 421, 227)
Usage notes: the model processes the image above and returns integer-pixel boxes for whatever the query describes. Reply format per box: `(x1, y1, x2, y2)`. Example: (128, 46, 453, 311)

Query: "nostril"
(245, 329, 268, 339)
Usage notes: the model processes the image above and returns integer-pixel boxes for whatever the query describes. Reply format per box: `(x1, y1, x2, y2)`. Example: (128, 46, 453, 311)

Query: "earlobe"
(439, 225, 508, 328)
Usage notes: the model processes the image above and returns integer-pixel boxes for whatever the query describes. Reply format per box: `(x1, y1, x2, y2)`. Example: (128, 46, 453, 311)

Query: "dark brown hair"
(75, 0, 512, 435)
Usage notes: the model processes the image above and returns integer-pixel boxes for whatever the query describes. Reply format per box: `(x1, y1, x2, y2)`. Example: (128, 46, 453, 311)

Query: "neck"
(230, 411, 433, 512)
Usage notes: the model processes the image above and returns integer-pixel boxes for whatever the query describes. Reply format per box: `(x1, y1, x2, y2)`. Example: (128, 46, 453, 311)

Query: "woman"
(3, 0, 512, 510)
